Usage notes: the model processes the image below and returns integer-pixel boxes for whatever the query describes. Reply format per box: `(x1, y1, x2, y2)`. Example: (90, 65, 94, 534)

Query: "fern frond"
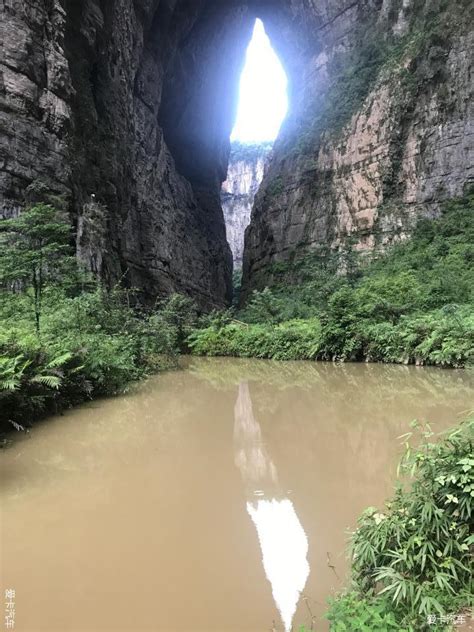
(0, 378, 19, 391)
(46, 352, 73, 369)
(30, 375, 62, 389)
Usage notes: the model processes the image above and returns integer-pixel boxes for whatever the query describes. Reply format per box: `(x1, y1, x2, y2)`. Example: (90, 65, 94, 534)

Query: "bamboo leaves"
(330, 418, 473, 629)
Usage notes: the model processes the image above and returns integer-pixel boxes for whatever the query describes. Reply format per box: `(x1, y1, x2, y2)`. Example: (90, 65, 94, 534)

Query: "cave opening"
(231, 18, 289, 143)
(222, 18, 288, 279)
(130, 3, 300, 305)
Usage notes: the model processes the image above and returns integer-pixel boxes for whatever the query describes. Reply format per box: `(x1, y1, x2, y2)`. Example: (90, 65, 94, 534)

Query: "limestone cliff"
(1, 0, 255, 308)
(1, 0, 472, 308)
(241, 0, 474, 299)
(221, 142, 270, 267)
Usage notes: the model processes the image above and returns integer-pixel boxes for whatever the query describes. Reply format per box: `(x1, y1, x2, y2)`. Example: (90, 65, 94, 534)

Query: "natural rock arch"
(0, 0, 318, 307)
(1, 0, 472, 307)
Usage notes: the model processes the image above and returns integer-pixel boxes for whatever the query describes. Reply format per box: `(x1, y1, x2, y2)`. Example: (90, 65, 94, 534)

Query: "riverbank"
(1, 192, 473, 434)
(322, 416, 473, 632)
(0, 198, 201, 435)
(0, 286, 199, 434)
(190, 191, 474, 367)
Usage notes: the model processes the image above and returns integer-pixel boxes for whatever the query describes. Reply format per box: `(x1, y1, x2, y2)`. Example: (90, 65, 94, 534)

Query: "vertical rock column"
(221, 143, 270, 268)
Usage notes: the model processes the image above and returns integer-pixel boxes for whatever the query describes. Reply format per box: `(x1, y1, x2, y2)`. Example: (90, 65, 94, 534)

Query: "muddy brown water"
(1, 358, 473, 632)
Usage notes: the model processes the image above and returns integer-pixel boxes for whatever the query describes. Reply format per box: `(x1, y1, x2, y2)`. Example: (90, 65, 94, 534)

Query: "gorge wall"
(1, 0, 256, 307)
(221, 142, 270, 267)
(241, 0, 474, 299)
(1, 0, 473, 308)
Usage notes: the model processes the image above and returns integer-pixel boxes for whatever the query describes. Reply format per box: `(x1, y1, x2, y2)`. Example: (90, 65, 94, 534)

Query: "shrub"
(193, 191, 474, 368)
(0, 288, 197, 431)
(0, 201, 206, 433)
(188, 319, 321, 361)
(326, 418, 474, 631)
(326, 592, 401, 631)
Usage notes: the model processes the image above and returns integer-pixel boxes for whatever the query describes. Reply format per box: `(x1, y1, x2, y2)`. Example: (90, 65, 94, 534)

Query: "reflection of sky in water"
(234, 382, 310, 631)
(247, 499, 310, 631)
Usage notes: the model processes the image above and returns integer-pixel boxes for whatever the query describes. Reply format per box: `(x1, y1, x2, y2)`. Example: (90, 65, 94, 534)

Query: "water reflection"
(2, 359, 472, 631)
(234, 382, 310, 631)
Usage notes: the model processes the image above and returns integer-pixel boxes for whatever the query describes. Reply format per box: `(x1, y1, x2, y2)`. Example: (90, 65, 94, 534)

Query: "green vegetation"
(229, 140, 272, 163)
(290, 0, 473, 155)
(0, 204, 198, 433)
(189, 318, 321, 361)
(265, 176, 284, 197)
(232, 269, 242, 307)
(324, 417, 474, 631)
(0, 204, 75, 334)
(2, 191, 473, 433)
(189, 191, 474, 367)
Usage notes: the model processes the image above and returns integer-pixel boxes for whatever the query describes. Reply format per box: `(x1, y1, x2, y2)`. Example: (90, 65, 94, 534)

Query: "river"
(1, 358, 472, 631)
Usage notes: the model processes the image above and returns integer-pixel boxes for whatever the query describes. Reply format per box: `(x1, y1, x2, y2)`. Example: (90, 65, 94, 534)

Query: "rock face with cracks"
(1, 0, 473, 307)
(1, 0, 255, 307)
(241, 0, 474, 300)
(221, 143, 269, 267)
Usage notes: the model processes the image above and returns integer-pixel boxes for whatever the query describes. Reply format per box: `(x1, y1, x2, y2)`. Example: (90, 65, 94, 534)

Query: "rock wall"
(1, 0, 472, 308)
(221, 143, 269, 267)
(241, 0, 474, 300)
(0, 1, 72, 213)
(1, 0, 257, 308)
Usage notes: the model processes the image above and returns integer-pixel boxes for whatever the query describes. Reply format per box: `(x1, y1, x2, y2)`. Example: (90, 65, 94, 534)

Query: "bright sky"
(231, 19, 288, 143)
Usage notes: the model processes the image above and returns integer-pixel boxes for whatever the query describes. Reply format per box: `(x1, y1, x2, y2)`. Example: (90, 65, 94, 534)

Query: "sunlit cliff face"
(233, 382, 310, 631)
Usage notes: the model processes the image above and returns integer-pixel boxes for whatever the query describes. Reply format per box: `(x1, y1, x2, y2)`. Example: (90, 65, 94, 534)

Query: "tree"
(158, 293, 198, 350)
(0, 204, 73, 334)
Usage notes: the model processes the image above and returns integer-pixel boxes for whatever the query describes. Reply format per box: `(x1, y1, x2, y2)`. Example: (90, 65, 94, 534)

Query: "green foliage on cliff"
(289, 0, 472, 157)
(0, 205, 197, 433)
(325, 417, 474, 631)
(229, 140, 272, 163)
(189, 192, 474, 367)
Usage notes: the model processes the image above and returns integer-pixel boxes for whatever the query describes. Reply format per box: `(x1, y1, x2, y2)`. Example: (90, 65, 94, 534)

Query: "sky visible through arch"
(231, 19, 288, 143)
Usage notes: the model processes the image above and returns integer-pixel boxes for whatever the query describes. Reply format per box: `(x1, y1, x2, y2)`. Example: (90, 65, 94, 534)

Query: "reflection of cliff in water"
(192, 357, 472, 491)
(234, 382, 310, 632)
(189, 357, 472, 405)
(234, 382, 278, 497)
(2, 358, 472, 632)
(9, 358, 471, 509)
